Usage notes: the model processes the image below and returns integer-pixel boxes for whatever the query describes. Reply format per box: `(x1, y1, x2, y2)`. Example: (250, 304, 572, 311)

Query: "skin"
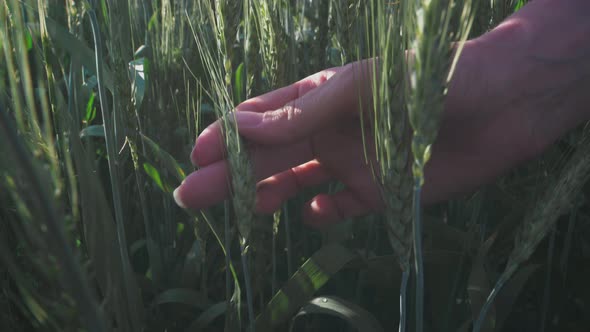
(174, 0, 590, 227)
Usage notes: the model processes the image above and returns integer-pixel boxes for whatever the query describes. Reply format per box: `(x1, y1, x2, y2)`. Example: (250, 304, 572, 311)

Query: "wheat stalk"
(333, 0, 360, 64)
(190, 2, 258, 329)
(358, 0, 476, 329)
(403, 1, 475, 331)
(361, 2, 414, 331)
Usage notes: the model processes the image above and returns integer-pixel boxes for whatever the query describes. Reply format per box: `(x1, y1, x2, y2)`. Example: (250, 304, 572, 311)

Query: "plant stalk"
(413, 181, 424, 332)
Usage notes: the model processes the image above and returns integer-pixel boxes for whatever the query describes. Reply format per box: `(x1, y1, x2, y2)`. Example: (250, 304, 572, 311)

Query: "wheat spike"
(509, 128, 590, 270)
(473, 127, 590, 332)
(363, 0, 414, 272)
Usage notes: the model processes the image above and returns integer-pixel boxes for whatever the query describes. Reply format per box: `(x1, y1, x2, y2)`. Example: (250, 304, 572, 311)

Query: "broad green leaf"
(80, 124, 105, 138)
(147, 11, 158, 31)
(256, 244, 357, 330)
(83, 74, 98, 90)
(45, 17, 114, 91)
(140, 134, 186, 182)
(84, 92, 97, 124)
(100, 0, 109, 26)
(185, 302, 227, 331)
(129, 239, 146, 258)
(143, 162, 167, 192)
(152, 288, 210, 310)
(134, 45, 149, 58)
(25, 29, 33, 51)
(290, 296, 384, 332)
(129, 57, 148, 109)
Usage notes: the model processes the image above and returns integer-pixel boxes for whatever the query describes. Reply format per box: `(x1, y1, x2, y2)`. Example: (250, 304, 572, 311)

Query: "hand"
(174, 60, 390, 227)
(173, 46, 515, 227)
(174, 0, 590, 226)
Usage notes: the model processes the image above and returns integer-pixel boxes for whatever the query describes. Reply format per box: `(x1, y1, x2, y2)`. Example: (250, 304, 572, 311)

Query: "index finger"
(235, 66, 344, 112)
(192, 66, 345, 167)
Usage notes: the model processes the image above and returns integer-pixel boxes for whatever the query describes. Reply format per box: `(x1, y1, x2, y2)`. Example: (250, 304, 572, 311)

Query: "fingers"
(233, 60, 374, 145)
(256, 160, 332, 213)
(192, 60, 375, 167)
(235, 66, 344, 113)
(302, 190, 370, 228)
(173, 161, 229, 209)
(173, 158, 373, 227)
(175, 140, 314, 210)
(192, 66, 345, 167)
(174, 159, 330, 212)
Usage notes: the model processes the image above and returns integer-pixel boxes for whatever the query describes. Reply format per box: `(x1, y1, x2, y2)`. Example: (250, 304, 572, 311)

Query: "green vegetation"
(1, 0, 589, 331)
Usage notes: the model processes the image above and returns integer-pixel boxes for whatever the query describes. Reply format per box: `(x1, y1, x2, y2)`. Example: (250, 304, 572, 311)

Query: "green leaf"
(152, 288, 210, 310)
(100, 0, 109, 26)
(84, 92, 97, 123)
(234, 62, 244, 104)
(80, 125, 105, 138)
(143, 162, 167, 192)
(134, 45, 149, 58)
(185, 302, 227, 331)
(45, 17, 114, 91)
(67, 126, 144, 328)
(514, 0, 526, 11)
(147, 11, 158, 31)
(290, 296, 384, 332)
(129, 57, 148, 109)
(140, 134, 186, 182)
(255, 244, 357, 330)
(25, 29, 33, 51)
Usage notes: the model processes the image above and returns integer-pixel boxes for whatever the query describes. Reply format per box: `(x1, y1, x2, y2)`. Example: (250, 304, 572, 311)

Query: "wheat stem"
(240, 241, 256, 332)
(399, 270, 410, 332)
(413, 181, 424, 332)
(472, 267, 514, 332)
(474, 128, 590, 332)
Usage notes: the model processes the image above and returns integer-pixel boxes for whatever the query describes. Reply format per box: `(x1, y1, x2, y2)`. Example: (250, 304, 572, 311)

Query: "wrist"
(426, 0, 590, 203)
(482, 0, 590, 155)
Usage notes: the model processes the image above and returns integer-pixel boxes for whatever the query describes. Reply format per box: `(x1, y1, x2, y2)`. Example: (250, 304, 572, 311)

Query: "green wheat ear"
(404, 2, 476, 331)
(361, 2, 414, 331)
(362, 1, 476, 331)
(190, 0, 257, 244)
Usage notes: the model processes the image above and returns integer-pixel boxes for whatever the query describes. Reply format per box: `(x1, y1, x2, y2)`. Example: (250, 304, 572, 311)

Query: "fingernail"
(173, 186, 187, 209)
(232, 111, 263, 128)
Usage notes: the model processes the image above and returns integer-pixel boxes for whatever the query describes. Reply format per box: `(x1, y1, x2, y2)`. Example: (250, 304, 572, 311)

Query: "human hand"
(172, 44, 509, 227)
(173, 60, 391, 227)
(174, 0, 590, 227)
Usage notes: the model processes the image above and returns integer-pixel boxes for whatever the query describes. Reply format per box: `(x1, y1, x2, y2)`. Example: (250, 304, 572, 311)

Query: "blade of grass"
(0, 105, 108, 332)
(255, 244, 357, 330)
(290, 296, 384, 332)
(86, 3, 143, 329)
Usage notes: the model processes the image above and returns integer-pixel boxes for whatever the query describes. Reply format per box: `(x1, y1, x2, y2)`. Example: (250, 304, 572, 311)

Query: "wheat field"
(1, 0, 589, 331)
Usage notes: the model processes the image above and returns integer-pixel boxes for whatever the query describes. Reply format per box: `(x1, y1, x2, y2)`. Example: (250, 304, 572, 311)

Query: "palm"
(302, 120, 383, 223)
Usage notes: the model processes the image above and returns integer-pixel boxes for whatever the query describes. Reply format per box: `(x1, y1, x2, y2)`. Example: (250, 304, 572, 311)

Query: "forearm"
(425, 0, 590, 203)
(472, 0, 590, 155)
